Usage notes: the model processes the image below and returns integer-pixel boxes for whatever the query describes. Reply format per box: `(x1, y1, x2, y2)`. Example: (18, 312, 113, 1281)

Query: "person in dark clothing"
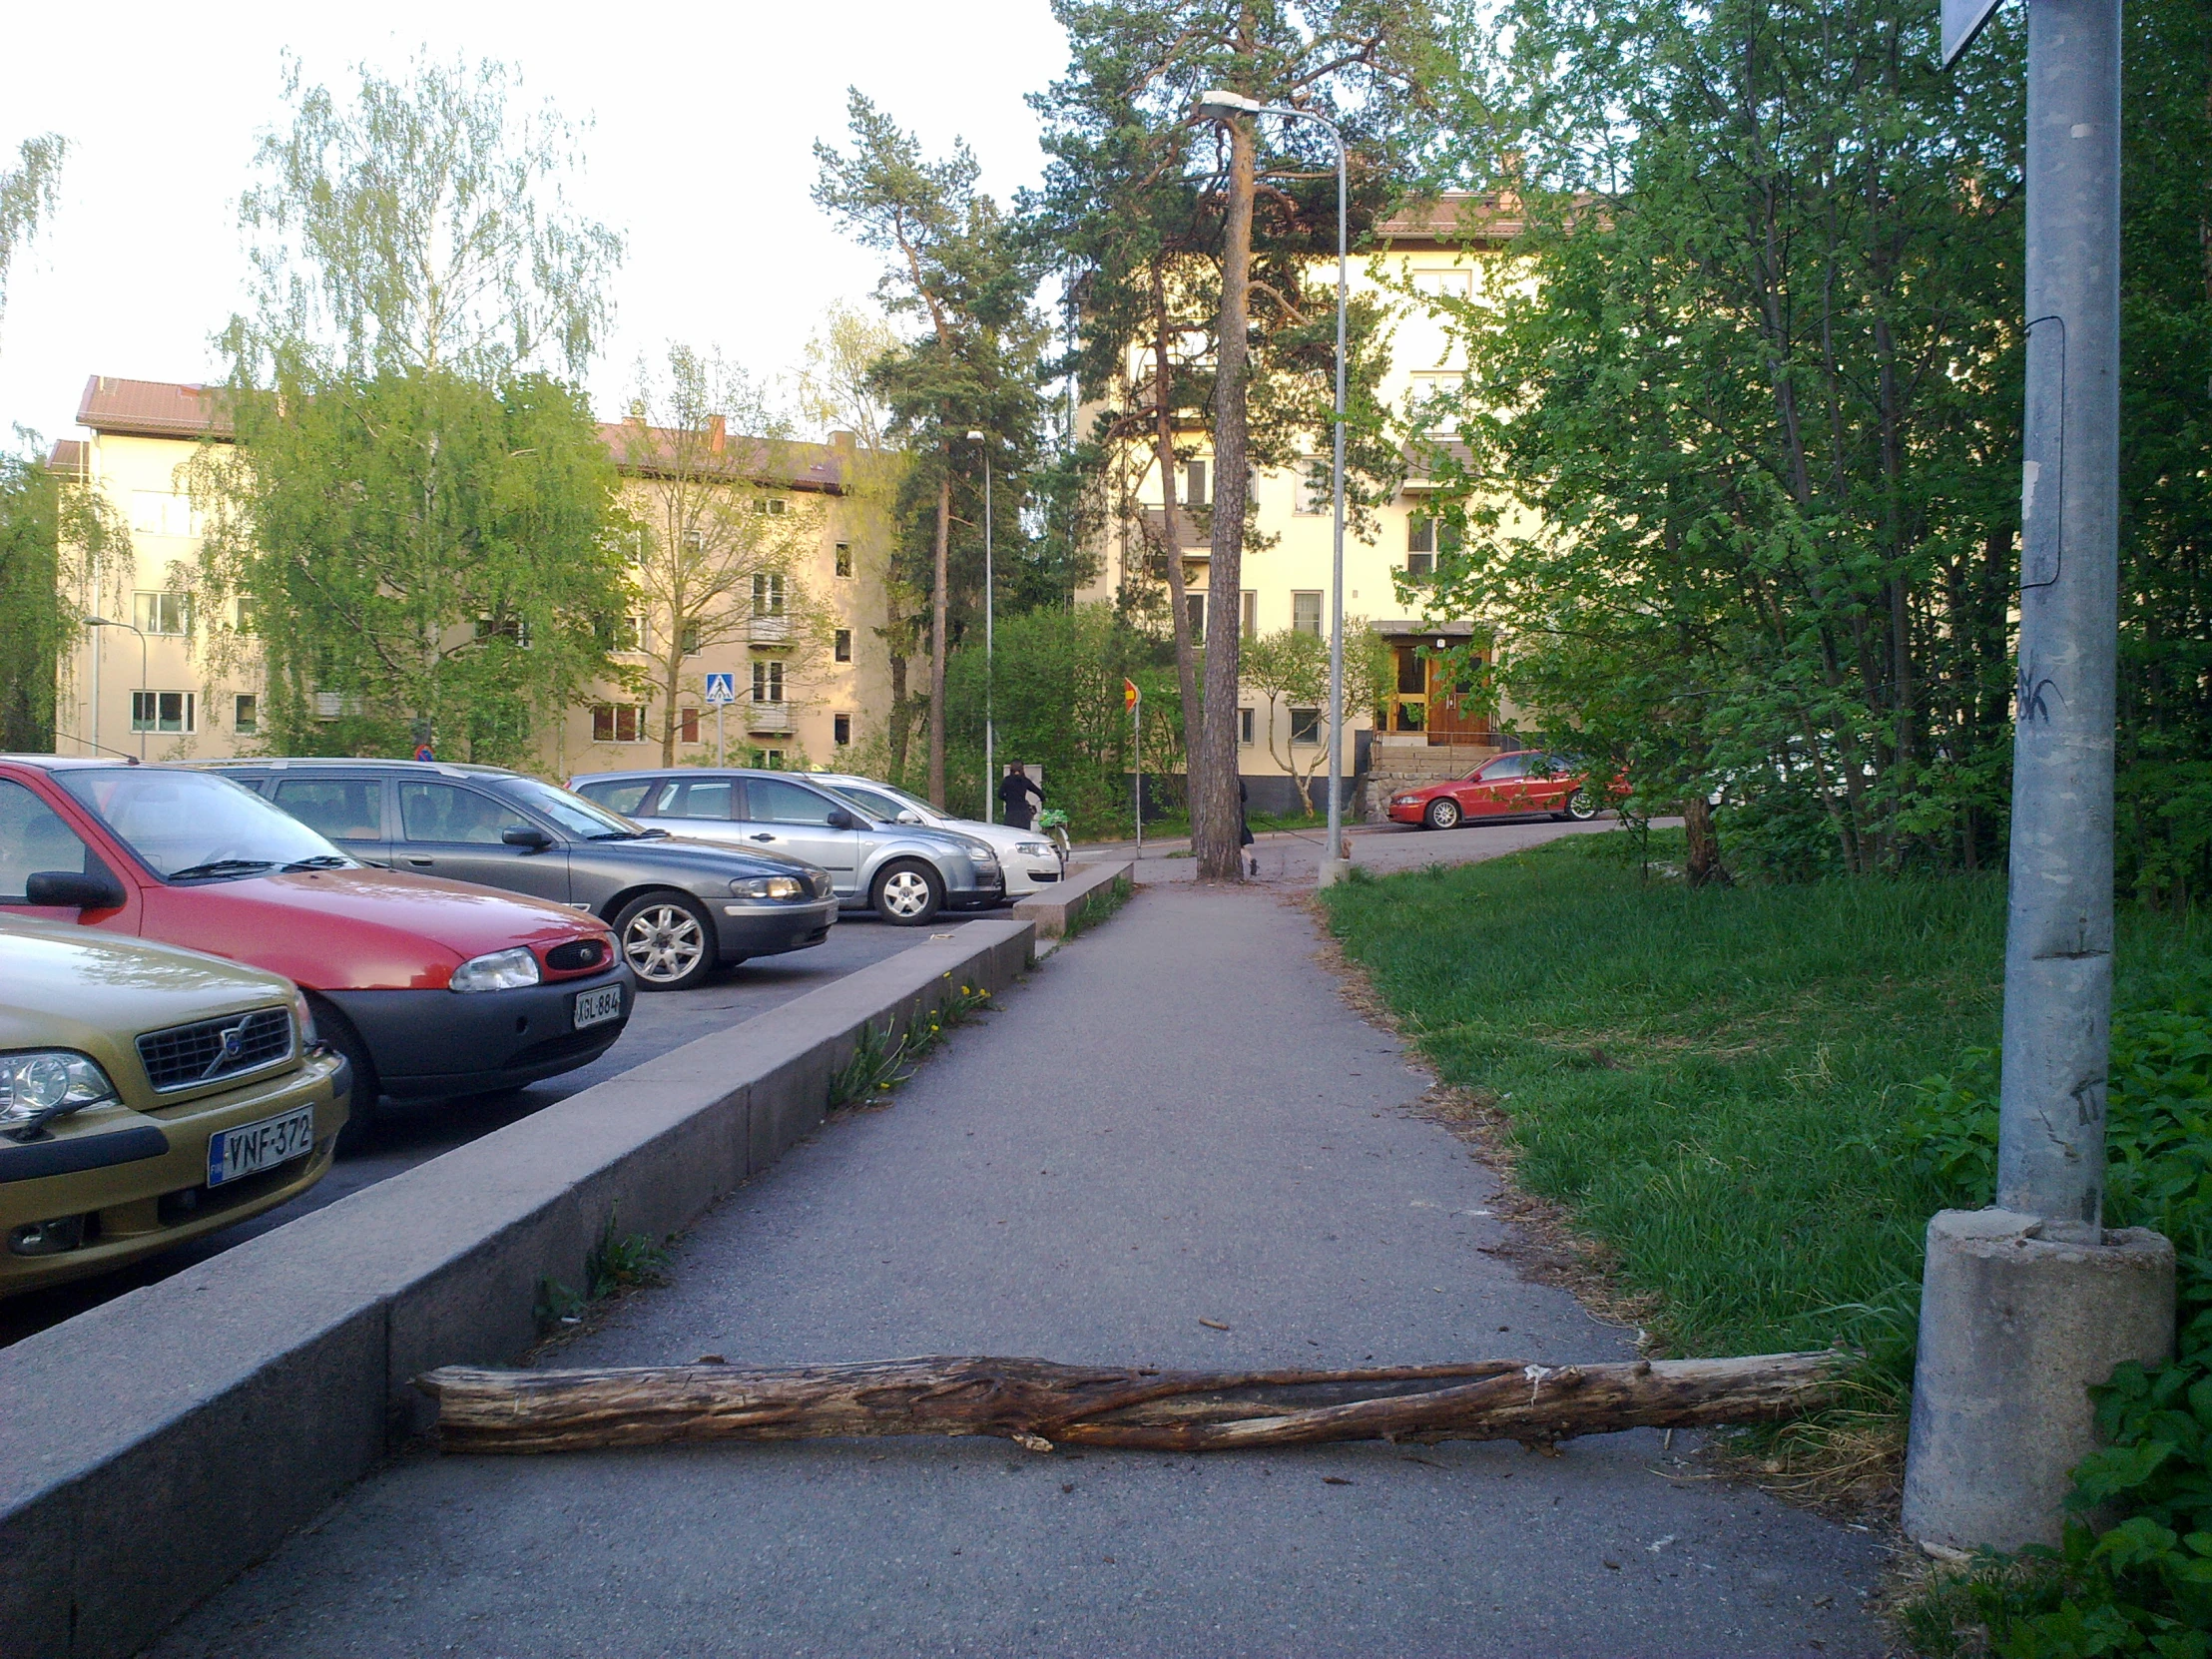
(999, 764, 1044, 830)
(1239, 779, 1257, 874)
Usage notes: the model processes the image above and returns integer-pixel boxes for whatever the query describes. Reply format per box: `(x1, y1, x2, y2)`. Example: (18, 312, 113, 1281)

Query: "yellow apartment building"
(1076, 194, 1530, 817)
(47, 377, 891, 780)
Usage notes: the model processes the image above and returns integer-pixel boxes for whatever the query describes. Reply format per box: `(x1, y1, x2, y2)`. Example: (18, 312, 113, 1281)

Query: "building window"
(592, 704, 645, 743)
(833, 628, 852, 663)
(1185, 590, 1206, 639)
(752, 573, 787, 616)
(752, 660, 784, 703)
(1292, 591, 1323, 637)
(753, 496, 789, 516)
(598, 614, 642, 652)
(1290, 707, 1321, 746)
(234, 597, 258, 636)
(134, 592, 190, 636)
(754, 748, 787, 768)
(834, 542, 852, 578)
(1294, 463, 1327, 515)
(129, 491, 200, 538)
(234, 694, 259, 735)
(833, 713, 852, 747)
(1183, 458, 1209, 506)
(474, 615, 531, 647)
(680, 707, 700, 744)
(1241, 590, 1258, 639)
(1406, 513, 1461, 578)
(131, 691, 195, 734)
(1239, 707, 1255, 746)
(680, 622, 701, 657)
(683, 528, 705, 553)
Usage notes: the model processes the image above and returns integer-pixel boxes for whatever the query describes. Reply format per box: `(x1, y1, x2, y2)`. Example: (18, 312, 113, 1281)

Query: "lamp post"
(1194, 89, 1351, 886)
(965, 428, 995, 823)
(84, 616, 148, 761)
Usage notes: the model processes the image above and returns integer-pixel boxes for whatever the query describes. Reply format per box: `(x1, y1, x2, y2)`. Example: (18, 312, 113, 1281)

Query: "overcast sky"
(0, 0, 1071, 447)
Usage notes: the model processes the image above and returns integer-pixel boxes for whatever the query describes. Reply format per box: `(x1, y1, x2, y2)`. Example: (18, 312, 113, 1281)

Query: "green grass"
(1322, 830, 2205, 1363)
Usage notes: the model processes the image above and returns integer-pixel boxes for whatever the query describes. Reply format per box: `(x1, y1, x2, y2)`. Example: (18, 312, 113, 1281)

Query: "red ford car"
(0, 759, 634, 1143)
(1385, 750, 1614, 830)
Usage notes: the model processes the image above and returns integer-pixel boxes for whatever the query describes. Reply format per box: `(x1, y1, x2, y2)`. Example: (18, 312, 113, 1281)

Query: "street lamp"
(1195, 89, 1352, 886)
(84, 616, 149, 761)
(965, 428, 996, 824)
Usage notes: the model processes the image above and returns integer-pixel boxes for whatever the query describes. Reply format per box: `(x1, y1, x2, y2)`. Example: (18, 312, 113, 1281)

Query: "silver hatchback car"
(569, 770, 1003, 926)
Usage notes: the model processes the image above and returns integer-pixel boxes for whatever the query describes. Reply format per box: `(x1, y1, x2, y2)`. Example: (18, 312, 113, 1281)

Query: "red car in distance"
(1385, 750, 1612, 830)
(0, 759, 634, 1145)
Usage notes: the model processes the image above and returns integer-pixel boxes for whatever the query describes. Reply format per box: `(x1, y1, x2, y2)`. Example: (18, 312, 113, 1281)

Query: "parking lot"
(0, 914, 929, 1347)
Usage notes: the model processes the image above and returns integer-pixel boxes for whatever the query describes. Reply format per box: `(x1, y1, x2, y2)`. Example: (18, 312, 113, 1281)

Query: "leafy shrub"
(1897, 987, 2212, 1654)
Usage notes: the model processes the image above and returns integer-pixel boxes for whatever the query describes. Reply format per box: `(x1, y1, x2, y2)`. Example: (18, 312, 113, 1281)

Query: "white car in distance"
(811, 775, 1064, 898)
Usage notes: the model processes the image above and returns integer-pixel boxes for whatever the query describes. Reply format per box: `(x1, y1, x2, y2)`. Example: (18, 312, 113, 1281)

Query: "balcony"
(749, 615, 791, 646)
(748, 701, 793, 733)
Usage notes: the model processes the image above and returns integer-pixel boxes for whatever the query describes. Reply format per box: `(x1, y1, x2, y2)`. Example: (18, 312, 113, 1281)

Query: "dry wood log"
(417, 1352, 1843, 1456)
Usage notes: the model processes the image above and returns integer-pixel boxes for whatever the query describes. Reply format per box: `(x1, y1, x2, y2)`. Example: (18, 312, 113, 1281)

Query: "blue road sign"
(1942, 0, 2003, 67)
(704, 673, 737, 706)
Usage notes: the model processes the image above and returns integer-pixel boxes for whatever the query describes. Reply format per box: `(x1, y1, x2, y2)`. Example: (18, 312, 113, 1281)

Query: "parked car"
(568, 769, 1004, 926)
(199, 758, 838, 991)
(807, 773, 1064, 897)
(1, 923, 351, 1296)
(1385, 751, 1611, 830)
(0, 758, 634, 1142)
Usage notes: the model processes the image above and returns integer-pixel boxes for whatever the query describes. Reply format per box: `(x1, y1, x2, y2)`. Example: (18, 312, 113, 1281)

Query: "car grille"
(545, 938, 608, 972)
(136, 1007, 294, 1093)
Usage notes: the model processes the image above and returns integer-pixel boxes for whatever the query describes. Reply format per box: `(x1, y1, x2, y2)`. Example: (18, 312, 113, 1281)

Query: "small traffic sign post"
(1125, 678, 1142, 855)
(705, 674, 737, 769)
(1903, 0, 2176, 1557)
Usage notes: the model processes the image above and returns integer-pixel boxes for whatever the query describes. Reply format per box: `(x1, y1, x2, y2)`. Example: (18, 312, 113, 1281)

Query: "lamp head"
(1195, 89, 1265, 122)
(965, 429, 986, 441)
(83, 615, 119, 628)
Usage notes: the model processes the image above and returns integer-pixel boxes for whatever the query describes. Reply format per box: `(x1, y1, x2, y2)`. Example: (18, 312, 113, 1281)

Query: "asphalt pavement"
(0, 913, 926, 1347)
(149, 867, 1888, 1657)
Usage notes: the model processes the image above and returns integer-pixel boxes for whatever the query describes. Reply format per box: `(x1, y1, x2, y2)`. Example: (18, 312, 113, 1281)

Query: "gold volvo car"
(2, 924, 350, 1296)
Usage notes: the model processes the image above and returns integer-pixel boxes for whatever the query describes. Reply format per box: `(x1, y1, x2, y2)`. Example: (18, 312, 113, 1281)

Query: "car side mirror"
(26, 869, 126, 911)
(824, 809, 858, 830)
(895, 811, 922, 825)
(502, 826, 556, 850)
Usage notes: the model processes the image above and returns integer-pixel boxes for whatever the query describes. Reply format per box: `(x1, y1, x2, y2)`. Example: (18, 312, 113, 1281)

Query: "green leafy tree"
(1413, 0, 2029, 881)
(0, 135, 65, 342)
(1238, 622, 1391, 813)
(188, 55, 628, 766)
(0, 442, 127, 753)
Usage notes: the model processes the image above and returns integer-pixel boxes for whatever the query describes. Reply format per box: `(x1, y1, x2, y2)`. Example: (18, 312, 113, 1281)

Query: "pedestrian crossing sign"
(704, 673, 737, 706)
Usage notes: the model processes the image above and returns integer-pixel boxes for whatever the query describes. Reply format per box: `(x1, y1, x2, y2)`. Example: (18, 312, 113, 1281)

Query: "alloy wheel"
(879, 869, 934, 920)
(622, 903, 706, 984)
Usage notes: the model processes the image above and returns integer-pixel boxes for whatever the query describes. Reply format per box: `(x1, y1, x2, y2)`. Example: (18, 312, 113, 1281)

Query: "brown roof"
(1372, 192, 1523, 250)
(75, 375, 233, 439)
(45, 438, 85, 476)
(598, 421, 849, 495)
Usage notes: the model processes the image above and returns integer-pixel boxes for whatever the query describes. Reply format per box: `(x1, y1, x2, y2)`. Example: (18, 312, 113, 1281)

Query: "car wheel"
(871, 859, 944, 926)
(315, 1002, 380, 1157)
(1566, 789, 1600, 821)
(613, 891, 717, 991)
(1424, 798, 1462, 830)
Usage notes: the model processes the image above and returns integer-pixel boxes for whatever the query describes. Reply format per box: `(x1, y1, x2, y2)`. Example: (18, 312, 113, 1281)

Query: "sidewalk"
(1083, 812, 1637, 885)
(153, 883, 1886, 1658)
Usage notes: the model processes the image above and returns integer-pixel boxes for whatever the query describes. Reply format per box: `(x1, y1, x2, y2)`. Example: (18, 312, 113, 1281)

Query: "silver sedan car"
(569, 769, 1003, 926)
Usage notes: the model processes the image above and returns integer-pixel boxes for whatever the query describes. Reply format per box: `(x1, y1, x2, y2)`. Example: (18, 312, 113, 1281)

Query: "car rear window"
(272, 778, 383, 842)
(576, 779, 654, 817)
(652, 780, 736, 821)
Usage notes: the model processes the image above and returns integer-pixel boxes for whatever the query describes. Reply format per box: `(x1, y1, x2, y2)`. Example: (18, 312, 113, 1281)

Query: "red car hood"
(135, 867, 604, 992)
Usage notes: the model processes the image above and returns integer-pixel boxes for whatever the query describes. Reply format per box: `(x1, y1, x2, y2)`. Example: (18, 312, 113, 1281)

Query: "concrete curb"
(0, 918, 1035, 1659)
(1010, 860, 1134, 938)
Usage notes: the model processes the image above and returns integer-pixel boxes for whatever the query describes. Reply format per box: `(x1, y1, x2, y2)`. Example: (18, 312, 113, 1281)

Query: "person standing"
(999, 763, 1044, 830)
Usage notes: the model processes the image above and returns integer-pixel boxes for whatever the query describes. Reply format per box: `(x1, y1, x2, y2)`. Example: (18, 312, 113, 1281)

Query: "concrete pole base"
(1316, 856, 1352, 888)
(1903, 1209, 2174, 1554)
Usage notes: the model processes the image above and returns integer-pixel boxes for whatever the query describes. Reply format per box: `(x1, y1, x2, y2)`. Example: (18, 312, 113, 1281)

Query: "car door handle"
(405, 856, 433, 866)
(749, 833, 776, 841)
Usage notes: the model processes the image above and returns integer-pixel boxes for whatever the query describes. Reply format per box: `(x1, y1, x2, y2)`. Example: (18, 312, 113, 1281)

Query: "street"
(0, 914, 928, 1347)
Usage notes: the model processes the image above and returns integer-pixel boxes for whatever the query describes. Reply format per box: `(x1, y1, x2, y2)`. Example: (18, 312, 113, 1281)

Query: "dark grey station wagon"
(195, 759, 838, 992)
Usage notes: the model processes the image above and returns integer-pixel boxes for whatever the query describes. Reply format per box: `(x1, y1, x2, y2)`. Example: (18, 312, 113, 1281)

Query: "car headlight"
(1395, 795, 1420, 805)
(1014, 840, 1053, 856)
(956, 839, 999, 865)
(0, 1051, 118, 1128)
(290, 988, 318, 1047)
(448, 947, 542, 993)
(731, 875, 806, 900)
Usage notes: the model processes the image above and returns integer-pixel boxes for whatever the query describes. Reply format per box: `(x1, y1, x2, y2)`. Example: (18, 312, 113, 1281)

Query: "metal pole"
(1997, 0, 2121, 1241)
(1323, 121, 1349, 885)
(716, 703, 726, 770)
(1133, 690, 1143, 856)
(131, 627, 147, 761)
(87, 620, 100, 758)
(984, 450, 995, 824)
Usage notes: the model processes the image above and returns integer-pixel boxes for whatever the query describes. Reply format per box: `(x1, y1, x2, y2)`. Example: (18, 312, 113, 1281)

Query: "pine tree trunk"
(928, 467, 950, 807)
(1683, 793, 1732, 887)
(1154, 280, 1204, 812)
(1196, 116, 1257, 882)
(418, 1352, 1842, 1455)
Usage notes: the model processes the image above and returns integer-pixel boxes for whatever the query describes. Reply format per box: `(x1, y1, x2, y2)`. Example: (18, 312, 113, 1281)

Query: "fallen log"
(416, 1352, 1843, 1456)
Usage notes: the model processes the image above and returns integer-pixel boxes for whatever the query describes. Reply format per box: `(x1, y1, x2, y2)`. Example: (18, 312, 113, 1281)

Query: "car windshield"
(56, 768, 350, 880)
(824, 785, 905, 825)
(496, 776, 653, 839)
(853, 781, 939, 822)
